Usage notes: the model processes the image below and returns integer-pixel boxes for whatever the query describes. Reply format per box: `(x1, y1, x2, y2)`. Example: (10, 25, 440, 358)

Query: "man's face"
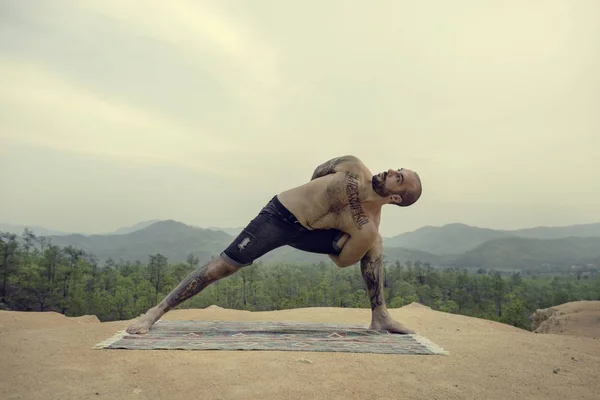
(372, 168, 419, 202)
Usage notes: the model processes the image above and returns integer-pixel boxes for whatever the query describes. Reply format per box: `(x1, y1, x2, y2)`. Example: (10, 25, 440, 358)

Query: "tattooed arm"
(310, 155, 361, 180)
(329, 228, 376, 267)
(360, 234, 385, 310)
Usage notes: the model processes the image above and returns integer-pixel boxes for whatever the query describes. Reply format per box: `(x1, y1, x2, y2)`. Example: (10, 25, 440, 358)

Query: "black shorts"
(221, 195, 344, 268)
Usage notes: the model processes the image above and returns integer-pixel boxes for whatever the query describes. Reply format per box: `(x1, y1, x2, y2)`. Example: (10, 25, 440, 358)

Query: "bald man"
(126, 155, 422, 335)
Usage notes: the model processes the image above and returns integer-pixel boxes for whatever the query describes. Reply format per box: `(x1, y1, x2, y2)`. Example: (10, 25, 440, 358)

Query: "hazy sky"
(1, 0, 598, 237)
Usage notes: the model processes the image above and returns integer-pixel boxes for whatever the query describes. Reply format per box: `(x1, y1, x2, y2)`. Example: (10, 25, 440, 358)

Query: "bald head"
(371, 168, 422, 207)
(397, 170, 422, 207)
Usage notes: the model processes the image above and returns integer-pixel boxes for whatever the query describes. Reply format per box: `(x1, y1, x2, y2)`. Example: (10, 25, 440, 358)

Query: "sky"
(0, 0, 599, 237)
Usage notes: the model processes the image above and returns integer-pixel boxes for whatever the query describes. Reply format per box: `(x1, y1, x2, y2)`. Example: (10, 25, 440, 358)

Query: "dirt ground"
(1, 302, 599, 400)
(532, 300, 600, 339)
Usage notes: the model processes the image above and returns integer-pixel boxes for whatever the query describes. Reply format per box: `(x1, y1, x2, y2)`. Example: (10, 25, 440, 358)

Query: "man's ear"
(390, 194, 402, 204)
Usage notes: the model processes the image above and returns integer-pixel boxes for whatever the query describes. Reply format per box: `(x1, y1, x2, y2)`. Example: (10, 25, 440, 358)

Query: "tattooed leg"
(360, 238, 415, 334)
(361, 253, 385, 310)
(126, 257, 237, 334)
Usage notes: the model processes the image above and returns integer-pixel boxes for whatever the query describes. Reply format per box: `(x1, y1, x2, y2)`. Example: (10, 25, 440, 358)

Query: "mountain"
(0, 223, 75, 237)
(35, 219, 441, 267)
(384, 222, 600, 255)
(8, 219, 600, 272)
(8, 219, 600, 257)
(451, 236, 600, 271)
(256, 244, 442, 266)
(383, 223, 511, 255)
(1, 220, 164, 237)
(109, 220, 160, 235)
(383, 246, 442, 266)
(206, 226, 244, 237)
(43, 220, 234, 265)
(509, 222, 600, 239)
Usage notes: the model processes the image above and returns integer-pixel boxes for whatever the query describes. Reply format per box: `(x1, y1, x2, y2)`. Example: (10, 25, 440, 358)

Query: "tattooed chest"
(322, 172, 370, 230)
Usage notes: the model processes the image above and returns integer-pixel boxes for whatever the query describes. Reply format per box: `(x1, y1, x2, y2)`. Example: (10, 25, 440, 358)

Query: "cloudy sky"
(1, 0, 598, 237)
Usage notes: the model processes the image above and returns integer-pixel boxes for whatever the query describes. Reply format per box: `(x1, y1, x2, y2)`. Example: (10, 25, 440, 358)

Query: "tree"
(0, 232, 19, 304)
(59, 246, 86, 314)
(147, 254, 168, 303)
(0, 232, 598, 329)
(492, 272, 505, 317)
(501, 293, 529, 329)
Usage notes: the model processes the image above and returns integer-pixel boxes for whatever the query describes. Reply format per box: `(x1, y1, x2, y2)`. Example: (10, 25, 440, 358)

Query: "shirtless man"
(126, 155, 422, 335)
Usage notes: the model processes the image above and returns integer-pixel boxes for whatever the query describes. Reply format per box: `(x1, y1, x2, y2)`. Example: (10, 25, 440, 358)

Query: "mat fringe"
(411, 333, 449, 355)
(93, 330, 128, 349)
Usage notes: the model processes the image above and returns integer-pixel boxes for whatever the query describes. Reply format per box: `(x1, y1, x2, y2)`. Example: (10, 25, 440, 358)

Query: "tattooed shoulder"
(310, 155, 360, 180)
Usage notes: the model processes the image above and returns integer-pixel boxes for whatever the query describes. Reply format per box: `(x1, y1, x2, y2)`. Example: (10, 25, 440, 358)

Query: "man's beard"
(371, 174, 390, 197)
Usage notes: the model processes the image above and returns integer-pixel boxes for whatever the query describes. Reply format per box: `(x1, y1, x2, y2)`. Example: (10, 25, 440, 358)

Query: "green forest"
(1, 229, 599, 331)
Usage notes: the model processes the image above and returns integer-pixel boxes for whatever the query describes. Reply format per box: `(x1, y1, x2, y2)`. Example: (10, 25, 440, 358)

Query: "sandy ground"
(532, 301, 600, 339)
(1, 303, 599, 400)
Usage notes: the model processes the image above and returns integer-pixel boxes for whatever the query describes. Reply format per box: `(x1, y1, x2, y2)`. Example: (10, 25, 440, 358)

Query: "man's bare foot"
(370, 310, 415, 334)
(126, 307, 163, 334)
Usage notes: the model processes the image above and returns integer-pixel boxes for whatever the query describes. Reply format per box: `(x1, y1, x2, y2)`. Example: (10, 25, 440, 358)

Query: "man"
(126, 155, 422, 335)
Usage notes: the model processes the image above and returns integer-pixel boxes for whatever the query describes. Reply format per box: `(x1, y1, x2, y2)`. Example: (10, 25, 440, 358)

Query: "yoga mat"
(94, 320, 448, 355)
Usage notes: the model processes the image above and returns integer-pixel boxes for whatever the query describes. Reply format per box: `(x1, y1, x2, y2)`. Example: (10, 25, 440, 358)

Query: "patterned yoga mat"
(94, 320, 448, 355)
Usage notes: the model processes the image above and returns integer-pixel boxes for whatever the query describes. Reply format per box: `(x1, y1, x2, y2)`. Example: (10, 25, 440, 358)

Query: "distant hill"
(384, 222, 600, 255)
(205, 226, 243, 237)
(383, 223, 510, 255)
(0, 223, 75, 237)
(450, 236, 600, 271)
(5, 219, 600, 272)
(109, 220, 160, 235)
(36, 219, 439, 267)
(1, 220, 165, 237)
(509, 223, 600, 239)
(256, 244, 442, 266)
(42, 220, 233, 265)
(19, 219, 425, 267)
